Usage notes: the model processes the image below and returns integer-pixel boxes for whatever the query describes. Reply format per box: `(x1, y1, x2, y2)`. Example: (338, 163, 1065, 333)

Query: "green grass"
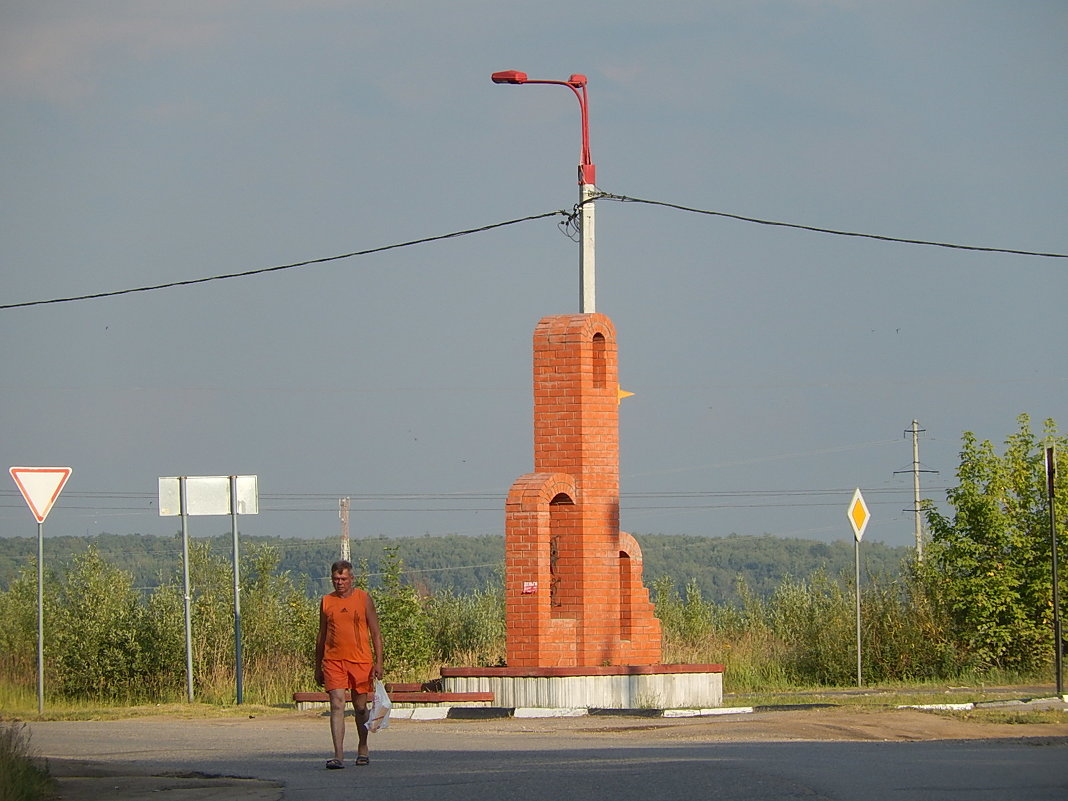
(0, 653, 319, 718)
(7, 702, 295, 722)
(946, 708, 1066, 725)
(0, 722, 54, 801)
(0, 672, 300, 721)
(0, 680, 36, 716)
(724, 681, 1064, 710)
(6, 667, 1059, 723)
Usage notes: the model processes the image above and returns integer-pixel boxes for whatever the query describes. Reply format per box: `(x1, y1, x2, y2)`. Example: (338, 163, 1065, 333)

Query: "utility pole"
(339, 497, 350, 562)
(895, 421, 937, 561)
(1046, 445, 1063, 699)
(910, 420, 925, 560)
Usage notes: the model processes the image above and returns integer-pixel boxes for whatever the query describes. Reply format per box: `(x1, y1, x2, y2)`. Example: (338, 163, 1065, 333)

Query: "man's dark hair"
(331, 560, 354, 575)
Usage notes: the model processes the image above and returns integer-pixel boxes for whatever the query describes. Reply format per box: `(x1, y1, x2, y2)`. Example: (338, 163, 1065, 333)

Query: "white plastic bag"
(367, 679, 391, 732)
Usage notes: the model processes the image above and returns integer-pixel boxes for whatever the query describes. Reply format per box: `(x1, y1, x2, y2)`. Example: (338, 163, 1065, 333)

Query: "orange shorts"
(321, 660, 373, 695)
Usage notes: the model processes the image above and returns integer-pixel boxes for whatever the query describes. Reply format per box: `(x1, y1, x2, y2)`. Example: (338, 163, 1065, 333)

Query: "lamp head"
(491, 70, 528, 84)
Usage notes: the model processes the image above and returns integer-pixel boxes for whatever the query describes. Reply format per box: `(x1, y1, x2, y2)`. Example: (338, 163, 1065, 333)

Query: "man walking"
(314, 560, 384, 768)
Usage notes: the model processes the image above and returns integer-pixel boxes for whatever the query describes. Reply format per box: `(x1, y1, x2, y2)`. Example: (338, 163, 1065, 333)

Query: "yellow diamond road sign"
(847, 488, 870, 541)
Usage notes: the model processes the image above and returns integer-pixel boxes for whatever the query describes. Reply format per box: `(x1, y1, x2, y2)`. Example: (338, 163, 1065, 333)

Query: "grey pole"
(1047, 446, 1062, 698)
(895, 423, 936, 563)
(579, 180, 596, 313)
(180, 477, 194, 703)
(854, 537, 862, 688)
(230, 476, 244, 704)
(340, 497, 351, 562)
(36, 520, 44, 714)
(911, 420, 924, 561)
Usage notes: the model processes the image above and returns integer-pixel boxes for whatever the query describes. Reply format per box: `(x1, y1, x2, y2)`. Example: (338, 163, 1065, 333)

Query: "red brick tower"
(505, 313, 661, 667)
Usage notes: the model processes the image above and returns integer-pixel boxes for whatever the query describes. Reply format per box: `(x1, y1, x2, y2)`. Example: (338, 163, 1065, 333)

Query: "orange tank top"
(321, 588, 374, 663)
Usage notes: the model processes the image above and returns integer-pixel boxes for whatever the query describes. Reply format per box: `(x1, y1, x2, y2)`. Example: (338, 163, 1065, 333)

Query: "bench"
(292, 683, 495, 710)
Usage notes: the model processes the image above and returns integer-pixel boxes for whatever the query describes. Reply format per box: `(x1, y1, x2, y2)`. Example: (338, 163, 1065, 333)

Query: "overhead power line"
(3, 197, 1063, 311)
(0, 485, 944, 517)
(0, 210, 567, 310)
(593, 193, 1068, 258)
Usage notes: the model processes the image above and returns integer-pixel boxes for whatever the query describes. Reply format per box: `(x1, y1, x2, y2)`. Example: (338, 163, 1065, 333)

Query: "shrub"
(51, 547, 149, 700)
(425, 583, 506, 666)
(371, 547, 432, 681)
(0, 723, 54, 801)
(0, 565, 48, 690)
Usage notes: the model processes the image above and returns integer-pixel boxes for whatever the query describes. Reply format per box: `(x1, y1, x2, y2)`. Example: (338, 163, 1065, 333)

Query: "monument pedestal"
(441, 664, 723, 710)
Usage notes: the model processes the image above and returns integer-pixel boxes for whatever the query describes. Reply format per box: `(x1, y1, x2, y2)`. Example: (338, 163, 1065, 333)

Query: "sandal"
(355, 754, 370, 766)
(326, 758, 345, 770)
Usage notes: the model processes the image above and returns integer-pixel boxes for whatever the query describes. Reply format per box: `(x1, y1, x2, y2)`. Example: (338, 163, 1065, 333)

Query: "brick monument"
(504, 313, 661, 667)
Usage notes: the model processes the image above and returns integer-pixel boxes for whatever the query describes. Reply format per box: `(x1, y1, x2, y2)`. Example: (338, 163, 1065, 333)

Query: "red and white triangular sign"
(9, 467, 72, 523)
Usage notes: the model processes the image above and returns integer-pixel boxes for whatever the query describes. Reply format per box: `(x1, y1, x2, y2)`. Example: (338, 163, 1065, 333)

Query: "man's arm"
(313, 599, 327, 686)
(365, 593, 384, 679)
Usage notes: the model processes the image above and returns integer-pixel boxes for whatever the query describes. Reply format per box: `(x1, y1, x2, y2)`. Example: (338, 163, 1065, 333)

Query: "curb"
(898, 696, 1068, 712)
(361, 696, 1068, 722)
(384, 705, 764, 720)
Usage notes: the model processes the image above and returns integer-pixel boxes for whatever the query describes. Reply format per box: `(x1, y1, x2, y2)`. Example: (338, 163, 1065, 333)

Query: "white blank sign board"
(158, 475, 259, 516)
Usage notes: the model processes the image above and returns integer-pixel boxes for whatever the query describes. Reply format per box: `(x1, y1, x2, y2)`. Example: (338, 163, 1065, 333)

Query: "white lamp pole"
(492, 70, 597, 313)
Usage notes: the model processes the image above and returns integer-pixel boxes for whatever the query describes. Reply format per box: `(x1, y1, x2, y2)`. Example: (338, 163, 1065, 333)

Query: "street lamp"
(492, 70, 598, 313)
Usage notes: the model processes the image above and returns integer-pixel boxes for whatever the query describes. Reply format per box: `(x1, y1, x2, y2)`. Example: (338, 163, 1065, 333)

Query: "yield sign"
(847, 487, 871, 541)
(10, 467, 72, 523)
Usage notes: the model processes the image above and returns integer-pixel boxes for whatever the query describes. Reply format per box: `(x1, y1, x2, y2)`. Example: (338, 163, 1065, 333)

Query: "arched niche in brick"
(548, 492, 575, 614)
(592, 332, 607, 389)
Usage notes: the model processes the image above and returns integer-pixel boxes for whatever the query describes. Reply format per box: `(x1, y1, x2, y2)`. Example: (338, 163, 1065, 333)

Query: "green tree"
(425, 582, 505, 667)
(240, 542, 318, 694)
(371, 546, 432, 680)
(767, 569, 856, 685)
(51, 547, 148, 699)
(653, 576, 715, 650)
(185, 541, 236, 686)
(0, 562, 60, 689)
(141, 581, 185, 697)
(921, 415, 1067, 673)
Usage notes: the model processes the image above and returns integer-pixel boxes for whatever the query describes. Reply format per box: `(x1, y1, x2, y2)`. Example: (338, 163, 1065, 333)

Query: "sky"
(1, 1, 1065, 554)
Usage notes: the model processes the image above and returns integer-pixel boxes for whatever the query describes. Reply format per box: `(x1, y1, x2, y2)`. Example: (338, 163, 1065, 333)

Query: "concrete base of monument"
(440, 664, 724, 710)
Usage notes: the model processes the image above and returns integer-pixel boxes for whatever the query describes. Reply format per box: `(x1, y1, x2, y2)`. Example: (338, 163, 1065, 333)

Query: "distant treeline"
(0, 531, 909, 604)
(640, 533, 908, 601)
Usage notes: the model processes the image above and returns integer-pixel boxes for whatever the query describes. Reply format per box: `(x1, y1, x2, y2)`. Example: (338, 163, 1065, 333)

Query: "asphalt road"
(28, 709, 1068, 801)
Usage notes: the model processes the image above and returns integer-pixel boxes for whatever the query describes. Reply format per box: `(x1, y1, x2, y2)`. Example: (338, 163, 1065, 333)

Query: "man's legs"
(328, 688, 348, 762)
(352, 692, 370, 760)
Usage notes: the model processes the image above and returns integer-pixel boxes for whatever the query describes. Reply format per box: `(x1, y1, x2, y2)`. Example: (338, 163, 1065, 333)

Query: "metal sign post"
(36, 520, 44, 712)
(1047, 446, 1063, 699)
(179, 478, 194, 702)
(159, 475, 259, 704)
(9, 466, 73, 714)
(230, 475, 244, 704)
(847, 488, 871, 688)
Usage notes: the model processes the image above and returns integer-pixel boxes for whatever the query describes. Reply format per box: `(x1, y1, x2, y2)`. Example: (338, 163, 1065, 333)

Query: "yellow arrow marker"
(617, 386, 635, 405)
